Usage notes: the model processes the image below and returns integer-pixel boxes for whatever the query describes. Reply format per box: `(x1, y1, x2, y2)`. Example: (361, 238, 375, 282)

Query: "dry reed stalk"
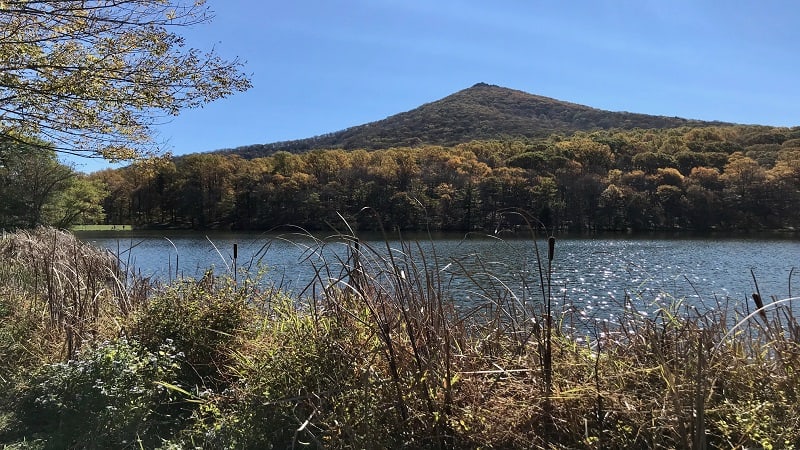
(0, 227, 148, 358)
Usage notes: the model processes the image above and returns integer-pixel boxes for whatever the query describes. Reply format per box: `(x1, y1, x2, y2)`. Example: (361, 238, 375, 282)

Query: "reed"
(0, 227, 149, 360)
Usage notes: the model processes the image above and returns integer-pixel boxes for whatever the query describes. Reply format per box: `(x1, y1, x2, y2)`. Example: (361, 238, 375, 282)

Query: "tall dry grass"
(238, 228, 800, 448)
(0, 226, 148, 360)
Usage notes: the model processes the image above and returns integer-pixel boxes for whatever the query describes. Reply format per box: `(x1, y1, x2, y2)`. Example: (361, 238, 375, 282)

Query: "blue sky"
(75, 0, 800, 171)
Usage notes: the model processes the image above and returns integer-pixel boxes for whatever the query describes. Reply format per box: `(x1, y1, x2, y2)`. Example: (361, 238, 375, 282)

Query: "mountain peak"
(221, 84, 730, 158)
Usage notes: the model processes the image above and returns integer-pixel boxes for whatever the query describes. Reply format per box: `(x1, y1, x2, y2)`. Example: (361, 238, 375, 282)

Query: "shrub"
(133, 274, 249, 391)
(181, 295, 399, 449)
(4, 339, 184, 449)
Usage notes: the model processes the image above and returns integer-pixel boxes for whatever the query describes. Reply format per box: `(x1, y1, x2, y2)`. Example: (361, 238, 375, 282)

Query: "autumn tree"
(655, 184, 686, 228)
(506, 151, 548, 172)
(675, 151, 706, 175)
(174, 154, 237, 228)
(0, 0, 251, 160)
(90, 168, 134, 224)
(90, 126, 800, 232)
(766, 152, 800, 227)
(555, 137, 614, 175)
(598, 184, 626, 229)
(721, 153, 770, 228)
(530, 176, 563, 229)
(684, 184, 721, 230)
(230, 157, 272, 229)
(687, 167, 723, 191)
(632, 152, 677, 174)
(653, 168, 685, 187)
(721, 153, 767, 199)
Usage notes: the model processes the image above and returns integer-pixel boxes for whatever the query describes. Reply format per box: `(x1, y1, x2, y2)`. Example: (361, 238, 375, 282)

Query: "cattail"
(751, 293, 768, 321)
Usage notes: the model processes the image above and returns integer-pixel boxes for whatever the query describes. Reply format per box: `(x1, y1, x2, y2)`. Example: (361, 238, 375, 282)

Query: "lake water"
(76, 231, 800, 322)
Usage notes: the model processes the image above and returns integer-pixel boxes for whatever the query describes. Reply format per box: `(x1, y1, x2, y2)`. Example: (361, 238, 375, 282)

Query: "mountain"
(221, 83, 730, 158)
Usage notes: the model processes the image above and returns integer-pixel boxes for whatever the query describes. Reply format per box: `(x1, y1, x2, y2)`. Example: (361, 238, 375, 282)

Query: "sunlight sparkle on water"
(76, 232, 800, 324)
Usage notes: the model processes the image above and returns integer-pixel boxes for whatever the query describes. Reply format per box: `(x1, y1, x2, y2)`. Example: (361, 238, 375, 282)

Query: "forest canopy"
(91, 125, 800, 233)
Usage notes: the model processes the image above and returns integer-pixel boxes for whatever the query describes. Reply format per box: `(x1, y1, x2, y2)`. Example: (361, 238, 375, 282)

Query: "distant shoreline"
(70, 224, 132, 231)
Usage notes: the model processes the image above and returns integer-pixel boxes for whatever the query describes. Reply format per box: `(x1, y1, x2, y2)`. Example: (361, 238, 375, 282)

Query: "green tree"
(0, 0, 251, 159)
(684, 185, 721, 230)
(478, 167, 528, 228)
(48, 176, 109, 228)
(675, 151, 706, 175)
(388, 191, 425, 230)
(506, 151, 548, 171)
(124, 157, 174, 224)
(656, 185, 686, 228)
(90, 168, 133, 224)
(0, 140, 73, 227)
(658, 135, 689, 154)
(174, 154, 237, 228)
(529, 176, 563, 229)
(0, 139, 107, 228)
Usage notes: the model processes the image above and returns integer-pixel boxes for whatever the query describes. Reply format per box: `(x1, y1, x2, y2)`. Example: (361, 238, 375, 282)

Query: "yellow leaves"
(446, 155, 492, 179)
(654, 167, 684, 187)
(687, 166, 722, 190)
(434, 183, 455, 200)
(599, 184, 625, 208)
(99, 145, 140, 162)
(0, 0, 251, 161)
(721, 153, 766, 187)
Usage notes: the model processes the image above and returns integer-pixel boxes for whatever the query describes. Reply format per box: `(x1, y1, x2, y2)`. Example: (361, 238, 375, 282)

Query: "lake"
(76, 231, 800, 322)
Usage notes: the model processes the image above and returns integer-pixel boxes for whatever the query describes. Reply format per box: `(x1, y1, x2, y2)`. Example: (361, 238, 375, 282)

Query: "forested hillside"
(91, 125, 800, 232)
(218, 83, 727, 158)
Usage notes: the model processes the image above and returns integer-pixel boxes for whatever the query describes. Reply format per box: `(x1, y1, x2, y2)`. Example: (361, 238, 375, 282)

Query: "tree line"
(87, 125, 800, 233)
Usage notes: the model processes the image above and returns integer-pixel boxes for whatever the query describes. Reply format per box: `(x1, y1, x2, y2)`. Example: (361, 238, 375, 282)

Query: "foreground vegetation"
(1, 227, 799, 449)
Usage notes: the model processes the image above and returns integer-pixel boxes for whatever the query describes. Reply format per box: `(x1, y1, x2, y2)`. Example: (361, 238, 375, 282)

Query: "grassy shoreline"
(1, 227, 799, 448)
(70, 224, 133, 231)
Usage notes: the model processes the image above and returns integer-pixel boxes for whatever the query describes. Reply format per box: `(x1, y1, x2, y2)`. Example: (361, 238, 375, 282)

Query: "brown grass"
(0, 226, 148, 359)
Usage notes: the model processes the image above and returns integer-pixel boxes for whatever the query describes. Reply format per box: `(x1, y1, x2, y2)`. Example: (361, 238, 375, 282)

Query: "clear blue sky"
(75, 0, 800, 171)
